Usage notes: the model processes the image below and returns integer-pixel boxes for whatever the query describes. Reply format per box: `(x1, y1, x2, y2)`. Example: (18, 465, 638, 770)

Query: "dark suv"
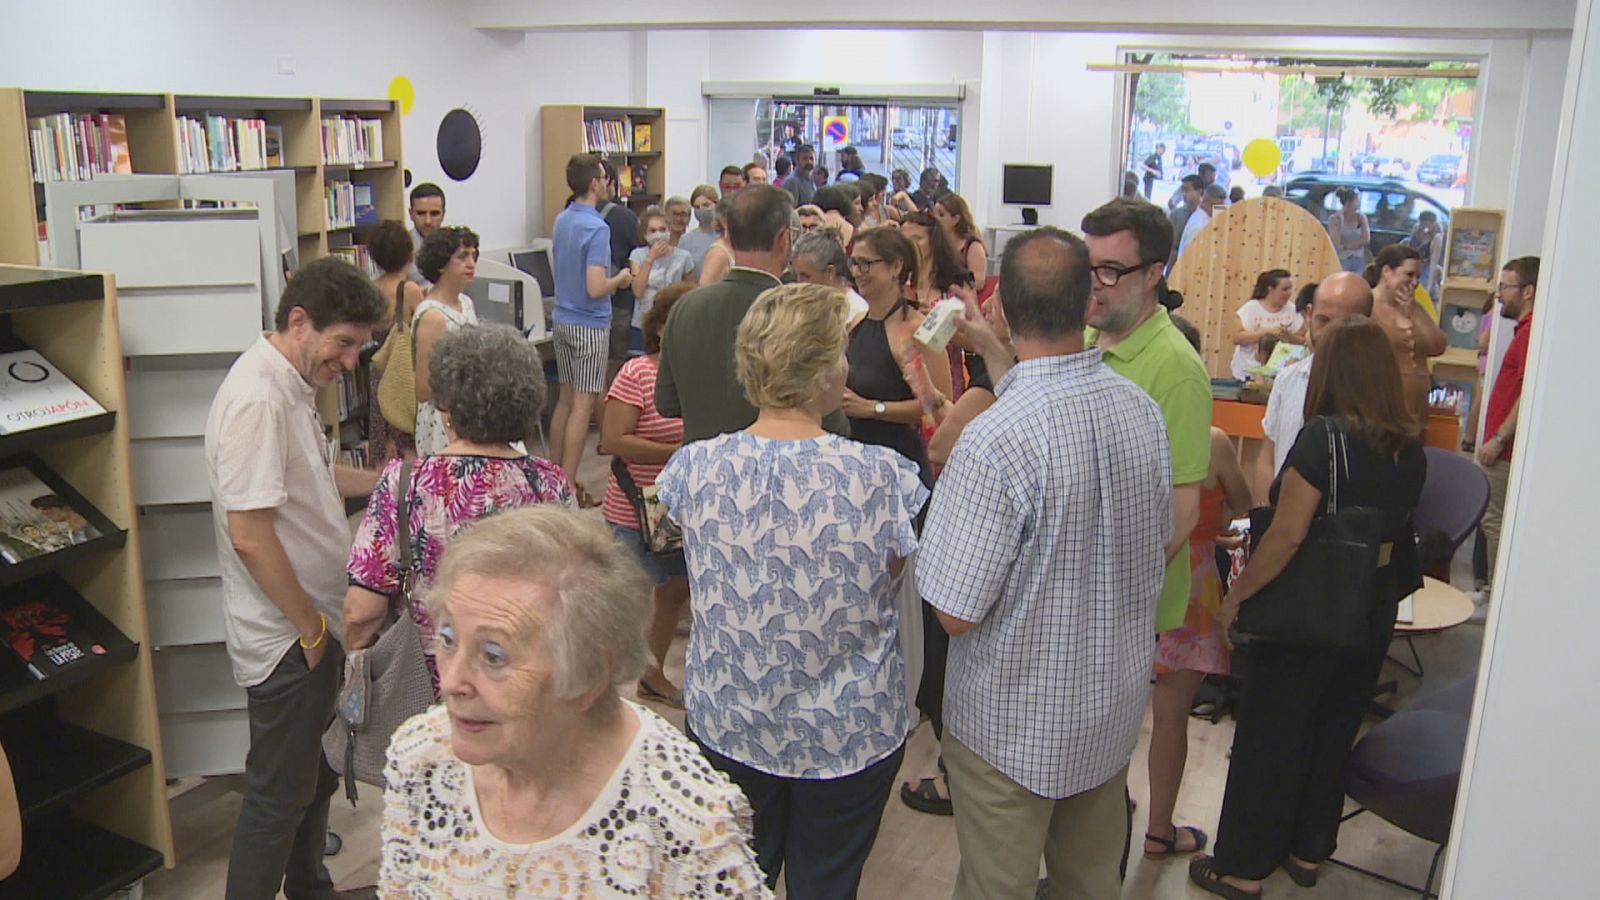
(1282, 173, 1450, 260)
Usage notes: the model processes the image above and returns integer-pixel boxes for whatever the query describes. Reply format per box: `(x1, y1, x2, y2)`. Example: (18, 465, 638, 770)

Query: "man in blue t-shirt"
(551, 152, 633, 504)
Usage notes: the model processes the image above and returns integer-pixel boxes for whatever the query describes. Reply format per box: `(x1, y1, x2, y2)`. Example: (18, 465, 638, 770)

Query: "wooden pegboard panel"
(1168, 197, 1341, 378)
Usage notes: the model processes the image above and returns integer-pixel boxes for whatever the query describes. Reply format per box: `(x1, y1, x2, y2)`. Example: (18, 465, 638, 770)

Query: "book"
(1446, 227, 1498, 282)
(352, 183, 377, 226)
(617, 165, 633, 196)
(1443, 304, 1484, 351)
(0, 593, 109, 680)
(0, 467, 103, 565)
(264, 124, 285, 168)
(25, 113, 131, 183)
(0, 350, 107, 436)
(633, 122, 653, 152)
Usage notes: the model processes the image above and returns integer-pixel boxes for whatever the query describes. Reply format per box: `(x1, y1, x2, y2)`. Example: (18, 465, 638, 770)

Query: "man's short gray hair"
(429, 324, 546, 445)
(427, 506, 652, 702)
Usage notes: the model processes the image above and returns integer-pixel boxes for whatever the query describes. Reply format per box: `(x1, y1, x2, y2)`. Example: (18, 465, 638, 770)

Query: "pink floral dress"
(346, 454, 575, 693)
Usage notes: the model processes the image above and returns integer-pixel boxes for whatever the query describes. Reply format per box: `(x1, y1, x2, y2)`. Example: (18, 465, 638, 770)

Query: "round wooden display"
(1168, 197, 1342, 378)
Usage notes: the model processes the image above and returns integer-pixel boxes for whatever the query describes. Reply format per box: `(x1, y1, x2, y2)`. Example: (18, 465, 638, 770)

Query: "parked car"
(891, 127, 924, 149)
(1282, 173, 1451, 261)
(1417, 153, 1464, 187)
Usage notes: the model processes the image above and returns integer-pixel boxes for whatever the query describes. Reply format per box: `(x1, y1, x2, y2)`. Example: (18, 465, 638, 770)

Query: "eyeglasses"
(1089, 261, 1155, 287)
(848, 257, 887, 272)
(1496, 281, 1526, 293)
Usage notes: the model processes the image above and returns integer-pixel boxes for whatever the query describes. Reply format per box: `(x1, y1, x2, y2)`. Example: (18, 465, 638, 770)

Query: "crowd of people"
(196, 132, 1531, 897)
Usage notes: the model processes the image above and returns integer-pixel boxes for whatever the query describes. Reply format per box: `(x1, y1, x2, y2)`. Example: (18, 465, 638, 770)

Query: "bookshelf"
(0, 265, 175, 897)
(0, 88, 405, 274)
(540, 105, 666, 235)
(1432, 207, 1506, 441)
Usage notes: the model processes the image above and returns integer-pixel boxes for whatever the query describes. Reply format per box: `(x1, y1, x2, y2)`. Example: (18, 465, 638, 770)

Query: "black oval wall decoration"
(403, 168, 413, 188)
(437, 108, 482, 181)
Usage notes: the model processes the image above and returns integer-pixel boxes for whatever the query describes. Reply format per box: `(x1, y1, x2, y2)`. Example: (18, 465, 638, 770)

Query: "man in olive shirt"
(1081, 197, 1213, 863)
(656, 184, 849, 442)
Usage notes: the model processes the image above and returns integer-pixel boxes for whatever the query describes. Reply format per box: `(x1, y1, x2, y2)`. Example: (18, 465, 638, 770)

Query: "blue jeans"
(607, 521, 687, 585)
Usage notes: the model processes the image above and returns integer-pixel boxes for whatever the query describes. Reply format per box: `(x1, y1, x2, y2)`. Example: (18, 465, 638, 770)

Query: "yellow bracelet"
(298, 613, 327, 650)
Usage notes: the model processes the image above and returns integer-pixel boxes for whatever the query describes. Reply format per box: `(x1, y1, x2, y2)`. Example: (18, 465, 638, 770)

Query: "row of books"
(325, 182, 379, 230)
(338, 442, 372, 469)
(584, 119, 652, 154)
(176, 115, 284, 174)
(330, 244, 374, 275)
(25, 113, 133, 184)
(322, 116, 384, 164)
(335, 367, 367, 423)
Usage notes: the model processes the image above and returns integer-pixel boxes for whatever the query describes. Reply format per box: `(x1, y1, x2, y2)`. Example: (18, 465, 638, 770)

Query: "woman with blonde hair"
(658, 283, 926, 897)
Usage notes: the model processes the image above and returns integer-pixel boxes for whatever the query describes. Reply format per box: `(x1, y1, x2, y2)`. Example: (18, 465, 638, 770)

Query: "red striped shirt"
(602, 355, 684, 529)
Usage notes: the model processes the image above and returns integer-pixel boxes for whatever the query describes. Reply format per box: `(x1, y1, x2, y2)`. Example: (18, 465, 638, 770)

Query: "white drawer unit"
(153, 644, 247, 715)
(147, 577, 227, 648)
(160, 710, 252, 779)
(131, 437, 210, 505)
(125, 366, 232, 439)
(139, 507, 220, 582)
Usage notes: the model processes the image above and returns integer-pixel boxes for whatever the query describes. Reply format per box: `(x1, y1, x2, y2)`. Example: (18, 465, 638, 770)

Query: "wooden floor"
(142, 438, 1483, 899)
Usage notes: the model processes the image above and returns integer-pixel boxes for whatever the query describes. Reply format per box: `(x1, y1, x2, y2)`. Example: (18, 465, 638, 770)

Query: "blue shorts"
(607, 521, 688, 585)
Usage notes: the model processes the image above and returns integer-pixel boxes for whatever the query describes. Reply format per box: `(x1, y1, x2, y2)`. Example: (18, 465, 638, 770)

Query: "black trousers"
(690, 725, 904, 900)
(1210, 638, 1389, 879)
(915, 600, 950, 739)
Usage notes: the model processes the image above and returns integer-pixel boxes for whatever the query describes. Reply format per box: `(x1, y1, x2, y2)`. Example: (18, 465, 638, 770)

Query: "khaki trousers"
(1481, 459, 1511, 583)
(943, 733, 1128, 900)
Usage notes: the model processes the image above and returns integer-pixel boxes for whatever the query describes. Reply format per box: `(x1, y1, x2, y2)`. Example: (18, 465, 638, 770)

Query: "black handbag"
(1238, 419, 1387, 649)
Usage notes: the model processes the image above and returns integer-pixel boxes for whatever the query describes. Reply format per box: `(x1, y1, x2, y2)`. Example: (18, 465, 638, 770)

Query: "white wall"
(1444, 2, 1599, 896)
(0, 0, 637, 249)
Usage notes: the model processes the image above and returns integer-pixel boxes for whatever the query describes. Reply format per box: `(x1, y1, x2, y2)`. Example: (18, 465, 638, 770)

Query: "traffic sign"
(823, 116, 849, 149)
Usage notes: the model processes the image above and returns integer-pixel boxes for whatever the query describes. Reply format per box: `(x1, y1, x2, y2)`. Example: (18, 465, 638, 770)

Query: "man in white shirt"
(1176, 184, 1226, 260)
(406, 183, 445, 285)
(1254, 271, 1373, 500)
(206, 257, 384, 900)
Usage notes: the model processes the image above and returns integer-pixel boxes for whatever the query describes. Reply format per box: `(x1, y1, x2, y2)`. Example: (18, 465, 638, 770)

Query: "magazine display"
(0, 467, 102, 564)
(0, 350, 106, 436)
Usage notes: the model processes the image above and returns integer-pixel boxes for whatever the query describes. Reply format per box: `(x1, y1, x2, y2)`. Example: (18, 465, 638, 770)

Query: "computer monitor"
(1002, 164, 1053, 225)
(510, 246, 555, 301)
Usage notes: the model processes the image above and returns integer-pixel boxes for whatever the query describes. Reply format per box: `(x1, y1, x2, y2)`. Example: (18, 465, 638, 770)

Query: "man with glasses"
(1081, 197, 1213, 868)
(1473, 256, 1539, 618)
(655, 184, 848, 442)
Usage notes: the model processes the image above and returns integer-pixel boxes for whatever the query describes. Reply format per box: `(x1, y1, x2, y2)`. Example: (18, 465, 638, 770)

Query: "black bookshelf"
(0, 572, 139, 716)
(0, 270, 105, 315)
(4, 706, 151, 822)
(174, 95, 312, 114)
(0, 457, 127, 588)
(0, 412, 117, 462)
(0, 813, 162, 900)
(23, 92, 165, 116)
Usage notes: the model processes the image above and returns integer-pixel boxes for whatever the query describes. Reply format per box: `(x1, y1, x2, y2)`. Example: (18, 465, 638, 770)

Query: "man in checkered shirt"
(918, 227, 1172, 899)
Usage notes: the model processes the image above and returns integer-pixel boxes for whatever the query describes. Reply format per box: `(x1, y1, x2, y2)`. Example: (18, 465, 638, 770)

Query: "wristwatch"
(874, 401, 887, 418)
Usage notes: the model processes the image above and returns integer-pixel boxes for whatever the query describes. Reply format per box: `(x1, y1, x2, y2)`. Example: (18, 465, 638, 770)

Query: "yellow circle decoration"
(1242, 138, 1282, 178)
(387, 76, 415, 116)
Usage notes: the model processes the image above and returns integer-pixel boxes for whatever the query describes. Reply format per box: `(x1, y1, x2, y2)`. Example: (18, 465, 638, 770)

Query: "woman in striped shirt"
(602, 280, 693, 707)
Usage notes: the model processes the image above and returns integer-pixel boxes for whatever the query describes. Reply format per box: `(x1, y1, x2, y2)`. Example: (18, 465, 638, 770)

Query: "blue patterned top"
(657, 431, 927, 779)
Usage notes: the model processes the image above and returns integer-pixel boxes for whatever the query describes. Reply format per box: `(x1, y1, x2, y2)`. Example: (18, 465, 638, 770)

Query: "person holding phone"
(628, 209, 695, 354)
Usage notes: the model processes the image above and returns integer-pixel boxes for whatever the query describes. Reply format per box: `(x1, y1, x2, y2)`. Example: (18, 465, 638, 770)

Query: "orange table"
(1212, 399, 1460, 450)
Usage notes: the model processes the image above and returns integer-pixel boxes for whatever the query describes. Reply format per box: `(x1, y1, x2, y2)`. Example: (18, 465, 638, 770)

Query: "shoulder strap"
(393, 281, 407, 334)
(610, 456, 644, 504)
(599, 201, 618, 218)
(396, 458, 415, 574)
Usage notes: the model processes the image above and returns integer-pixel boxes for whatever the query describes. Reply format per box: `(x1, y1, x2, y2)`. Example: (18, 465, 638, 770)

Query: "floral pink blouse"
(347, 454, 575, 691)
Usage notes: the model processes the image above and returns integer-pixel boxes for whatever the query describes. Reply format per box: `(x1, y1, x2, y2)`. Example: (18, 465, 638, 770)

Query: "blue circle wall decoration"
(437, 107, 483, 181)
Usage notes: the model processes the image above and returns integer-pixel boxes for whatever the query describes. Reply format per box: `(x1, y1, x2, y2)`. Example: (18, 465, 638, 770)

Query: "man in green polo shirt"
(1082, 197, 1213, 863)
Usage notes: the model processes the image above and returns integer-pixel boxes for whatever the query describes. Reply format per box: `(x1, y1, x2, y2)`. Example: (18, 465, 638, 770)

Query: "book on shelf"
(26, 113, 132, 183)
(264, 125, 285, 168)
(0, 466, 103, 566)
(321, 116, 384, 164)
(617, 165, 633, 196)
(335, 367, 367, 422)
(1446, 228, 1499, 282)
(330, 244, 373, 275)
(325, 181, 356, 229)
(583, 119, 633, 154)
(633, 122, 653, 152)
(0, 590, 111, 681)
(338, 443, 371, 469)
(352, 183, 377, 226)
(1442, 303, 1485, 351)
(0, 350, 106, 436)
(176, 114, 270, 174)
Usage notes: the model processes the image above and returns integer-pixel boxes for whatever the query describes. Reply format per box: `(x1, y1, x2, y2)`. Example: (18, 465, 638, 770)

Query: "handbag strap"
(395, 458, 416, 595)
(393, 281, 407, 334)
(1324, 418, 1351, 516)
(610, 456, 646, 505)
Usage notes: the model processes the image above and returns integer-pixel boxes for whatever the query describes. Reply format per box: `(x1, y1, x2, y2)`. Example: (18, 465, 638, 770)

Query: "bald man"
(1254, 271, 1374, 501)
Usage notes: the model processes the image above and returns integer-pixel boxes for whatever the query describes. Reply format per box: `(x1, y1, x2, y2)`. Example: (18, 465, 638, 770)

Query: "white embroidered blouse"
(379, 702, 772, 898)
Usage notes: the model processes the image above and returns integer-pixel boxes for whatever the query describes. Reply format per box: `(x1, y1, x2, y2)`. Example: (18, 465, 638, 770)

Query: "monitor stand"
(1020, 207, 1039, 225)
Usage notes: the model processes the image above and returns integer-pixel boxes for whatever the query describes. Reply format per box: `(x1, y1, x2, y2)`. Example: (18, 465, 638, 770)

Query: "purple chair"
(1414, 446, 1490, 579)
(1335, 673, 1476, 898)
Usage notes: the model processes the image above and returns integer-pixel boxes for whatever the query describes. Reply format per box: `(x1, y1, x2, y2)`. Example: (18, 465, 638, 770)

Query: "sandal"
(899, 776, 953, 816)
(1281, 857, 1320, 887)
(636, 680, 684, 709)
(1188, 855, 1261, 900)
(1144, 824, 1208, 859)
(574, 484, 601, 509)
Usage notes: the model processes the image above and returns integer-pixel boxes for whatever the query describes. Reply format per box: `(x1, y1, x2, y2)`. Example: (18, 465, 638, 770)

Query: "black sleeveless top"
(847, 299, 933, 488)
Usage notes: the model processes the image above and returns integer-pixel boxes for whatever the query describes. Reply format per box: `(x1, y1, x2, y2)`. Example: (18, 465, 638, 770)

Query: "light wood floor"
(141, 439, 1483, 899)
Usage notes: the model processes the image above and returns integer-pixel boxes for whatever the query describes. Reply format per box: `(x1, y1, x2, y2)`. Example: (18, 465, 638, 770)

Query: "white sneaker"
(1467, 589, 1490, 624)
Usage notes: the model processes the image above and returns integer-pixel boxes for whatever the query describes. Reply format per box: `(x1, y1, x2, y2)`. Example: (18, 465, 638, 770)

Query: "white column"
(1443, 1, 1600, 896)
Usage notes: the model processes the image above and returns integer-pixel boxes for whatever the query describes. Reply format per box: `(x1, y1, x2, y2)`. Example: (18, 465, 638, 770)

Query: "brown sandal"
(1144, 824, 1208, 859)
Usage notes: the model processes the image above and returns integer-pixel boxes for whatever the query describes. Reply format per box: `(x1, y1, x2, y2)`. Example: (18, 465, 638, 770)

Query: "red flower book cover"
(0, 598, 106, 680)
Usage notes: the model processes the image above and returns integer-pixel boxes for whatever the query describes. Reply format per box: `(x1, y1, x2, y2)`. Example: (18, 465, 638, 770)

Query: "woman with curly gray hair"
(344, 324, 576, 693)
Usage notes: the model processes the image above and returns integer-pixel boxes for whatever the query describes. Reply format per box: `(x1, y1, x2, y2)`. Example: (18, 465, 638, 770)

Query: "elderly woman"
(378, 506, 771, 897)
(789, 229, 869, 326)
(344, 324, 575, 691)
(657, 283, 926, 897)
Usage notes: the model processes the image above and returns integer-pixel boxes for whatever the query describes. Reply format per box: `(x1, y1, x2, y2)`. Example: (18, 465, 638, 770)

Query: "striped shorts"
(553, 323, 610, 393)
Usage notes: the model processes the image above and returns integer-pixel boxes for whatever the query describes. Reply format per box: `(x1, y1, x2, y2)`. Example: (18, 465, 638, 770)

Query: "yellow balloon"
(1242, 138, 1282, 178)
(387, 76, 415, 116)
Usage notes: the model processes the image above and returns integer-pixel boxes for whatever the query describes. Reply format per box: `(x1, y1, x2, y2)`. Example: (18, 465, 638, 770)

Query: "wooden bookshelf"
(540, 104, 666, 235)
(0, 265, 176, 896)
(0, 88, 405, 271)
(1432, 207, 1505, 435)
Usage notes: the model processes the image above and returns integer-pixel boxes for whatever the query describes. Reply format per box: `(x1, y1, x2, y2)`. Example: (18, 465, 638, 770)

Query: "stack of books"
(25, 113, 132, 183)
(325, 181, 356, 229)
(321, 117, 384, 164)
(335, 369, 366, 422)
(176, 115, 275, 174)
(583, 119, 633, 153)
